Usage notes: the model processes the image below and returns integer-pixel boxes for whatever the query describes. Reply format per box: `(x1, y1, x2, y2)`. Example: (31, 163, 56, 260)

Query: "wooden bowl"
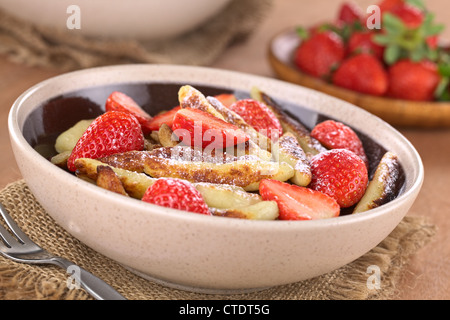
(268, 29, 450, 128)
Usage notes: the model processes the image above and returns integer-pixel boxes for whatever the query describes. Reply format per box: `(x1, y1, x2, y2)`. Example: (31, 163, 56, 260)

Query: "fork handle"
(52, 257, 127, 300)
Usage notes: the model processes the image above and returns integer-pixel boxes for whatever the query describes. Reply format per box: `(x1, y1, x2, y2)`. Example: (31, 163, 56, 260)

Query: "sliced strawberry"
(105, 91, 153, 135)
(294, 31, 345, 78)
(309, 149, 369, 208)
(311, 120, 369, 168)
(214, 93, 237, 108)
(337, 2, 363, 24)
(259, 179, 340, 220)
(142, 178, 211, 215)
(227, 99, 283, 141)
(67, 111, 144, 172)
(146, 106, 181, 131)
(171, 107, 249, 149)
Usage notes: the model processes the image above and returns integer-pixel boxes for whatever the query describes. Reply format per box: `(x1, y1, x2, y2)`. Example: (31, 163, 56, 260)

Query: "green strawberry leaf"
(406, 0, 426, 10)
(383, 13, 406, 33)
(438, 63, 450, 77)
(296, 27, 310, 40)
(385, 45, 401, 64)
(434, 77, 450, 101)
(421, 13, 445, 37)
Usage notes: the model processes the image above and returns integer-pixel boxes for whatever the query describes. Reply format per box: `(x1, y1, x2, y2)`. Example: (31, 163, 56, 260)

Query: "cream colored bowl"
(0, 0, 232, 40)
(8, 64, 423, 293)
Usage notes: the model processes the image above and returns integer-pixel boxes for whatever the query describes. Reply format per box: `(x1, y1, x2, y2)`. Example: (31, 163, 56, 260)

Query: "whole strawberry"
(67, 111, 144, 172)
(389, 3, 424, 29)
(347, 31, 385, 60)
(332, 53, 388, 96)
(227, 99, 283, 141)
(309, 149, 368, 208)
(387, 59, 441, 101)
(378, 0, 403, 13)
(142, 178, 211, 215)
(311, 120, 369, 168)
(337, 2, 363, 24)
(294, 31, 345, 78)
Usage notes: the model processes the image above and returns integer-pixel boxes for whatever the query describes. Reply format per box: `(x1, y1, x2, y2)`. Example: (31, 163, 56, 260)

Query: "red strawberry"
(259, 179, 340, 220)
(311, 120, 368, 168)
(142, 178, 211, 215)
(146, 106, 181, 131)
(337, 2, 363, 24)
(67, 111, 144, 172)
(378, 0, 403, 13)
(347, 31, 385, 60)
(227, 99, 283, 141)
(390, 3, 424, 29)
(214, 93, 237, 108)
(387, 59, 440, 101)
(294, 31, 345, 78)
(105, 91, 153, 134)
(171, 107, 249, 149)
(332, 53, 388, 96)
(426, 35, 439, 50)
(309, 149, 369, 208)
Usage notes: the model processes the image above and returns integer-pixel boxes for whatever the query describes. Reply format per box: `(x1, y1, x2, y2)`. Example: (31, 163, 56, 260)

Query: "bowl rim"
(7, 64, 424, 231)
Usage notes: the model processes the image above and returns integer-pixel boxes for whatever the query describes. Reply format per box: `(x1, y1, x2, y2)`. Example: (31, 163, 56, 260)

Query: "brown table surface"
(1, 0, 449, 300)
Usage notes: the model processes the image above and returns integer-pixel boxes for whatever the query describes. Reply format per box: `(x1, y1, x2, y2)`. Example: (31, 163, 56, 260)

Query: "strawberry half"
(105, 91, 153, 134)
(227, 99, 283, 141)
(309, 149, 369, 208)
(146, 106, 181, 131)
(67, 111, 144, 172)
(171, 107, 249, 149)
(259, 179, 340, 220)
(142, 178, 211, 215)
(311, 120, 369, 168)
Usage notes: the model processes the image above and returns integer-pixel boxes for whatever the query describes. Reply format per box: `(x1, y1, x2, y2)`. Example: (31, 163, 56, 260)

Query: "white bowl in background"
(8, 64, 423, 293)
(0, 0, 232, 40)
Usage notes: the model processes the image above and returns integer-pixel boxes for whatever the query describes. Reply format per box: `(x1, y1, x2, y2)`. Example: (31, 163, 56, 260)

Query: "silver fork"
(0, 203, 126, 300)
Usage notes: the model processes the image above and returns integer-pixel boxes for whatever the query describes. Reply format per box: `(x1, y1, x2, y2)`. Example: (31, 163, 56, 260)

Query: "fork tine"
(0, 203, 29, 245)
(0, 222, 16, 248)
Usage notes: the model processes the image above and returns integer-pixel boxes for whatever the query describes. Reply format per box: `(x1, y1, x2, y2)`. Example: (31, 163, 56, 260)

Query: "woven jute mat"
(0, 180, 436, 300)
(0, 0, 272, 71)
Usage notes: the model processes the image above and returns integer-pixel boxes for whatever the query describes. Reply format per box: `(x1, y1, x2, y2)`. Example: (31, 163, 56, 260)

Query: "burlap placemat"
(0, 0, 272, 71)
(0, 180, 436, 300)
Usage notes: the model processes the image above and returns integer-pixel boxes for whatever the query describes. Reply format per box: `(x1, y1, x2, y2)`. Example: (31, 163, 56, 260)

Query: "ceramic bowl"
(0, 0, 232, 40)
(8, 64, 423, 293)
